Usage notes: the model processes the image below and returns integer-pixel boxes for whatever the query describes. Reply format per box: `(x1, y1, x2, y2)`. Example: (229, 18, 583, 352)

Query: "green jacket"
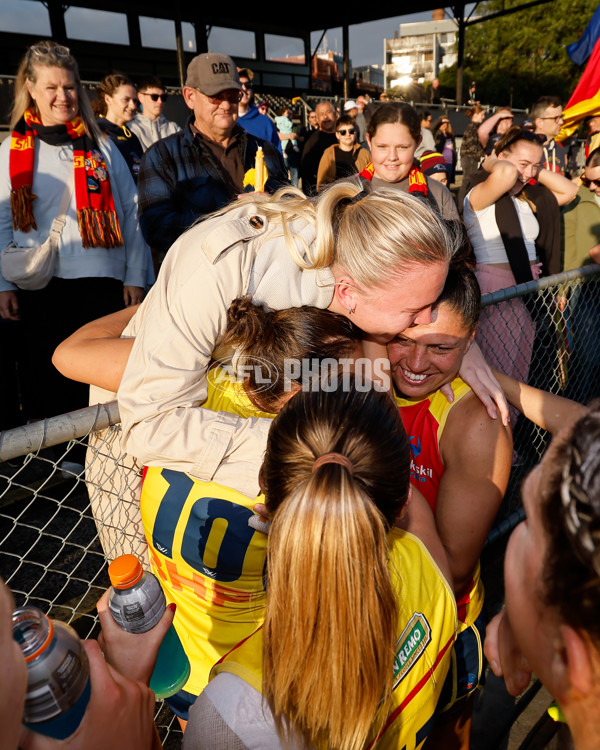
(562, 184, 600, 271)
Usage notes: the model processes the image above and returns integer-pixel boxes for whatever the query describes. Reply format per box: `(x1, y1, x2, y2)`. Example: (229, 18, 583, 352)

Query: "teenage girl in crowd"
(93, 73, 144, 183)
(463, 127, 577, 425)
(359, 103, 459, 221)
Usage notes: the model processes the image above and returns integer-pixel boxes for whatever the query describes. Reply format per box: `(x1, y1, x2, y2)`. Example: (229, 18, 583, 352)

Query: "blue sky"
(1, 2, 440, 69)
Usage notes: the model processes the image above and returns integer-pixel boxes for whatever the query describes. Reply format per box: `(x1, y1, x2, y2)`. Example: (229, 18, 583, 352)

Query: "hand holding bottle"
(19, 640, 157, 750)
(96, 588, 175, 686)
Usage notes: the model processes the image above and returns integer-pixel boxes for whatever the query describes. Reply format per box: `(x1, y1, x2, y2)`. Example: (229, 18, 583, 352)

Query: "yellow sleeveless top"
(211, 528, 457, 750)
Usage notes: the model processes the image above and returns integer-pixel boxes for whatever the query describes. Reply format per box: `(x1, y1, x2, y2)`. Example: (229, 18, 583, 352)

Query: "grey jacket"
(128, 114, 181, 151)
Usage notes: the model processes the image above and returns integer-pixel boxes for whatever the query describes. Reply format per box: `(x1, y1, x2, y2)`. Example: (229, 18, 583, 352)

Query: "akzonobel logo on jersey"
(393, 612, 432, 687)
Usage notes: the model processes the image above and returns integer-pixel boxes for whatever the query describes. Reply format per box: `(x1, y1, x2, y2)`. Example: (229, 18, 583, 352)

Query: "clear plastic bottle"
(108, 554, 190, 699)
(12, 606, 91, 740)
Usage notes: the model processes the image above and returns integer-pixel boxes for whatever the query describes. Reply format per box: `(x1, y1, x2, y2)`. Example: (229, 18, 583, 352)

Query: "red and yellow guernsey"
(395, 377, 486, 709)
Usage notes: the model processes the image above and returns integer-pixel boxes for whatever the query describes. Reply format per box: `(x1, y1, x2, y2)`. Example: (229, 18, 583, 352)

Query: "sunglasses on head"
(337, 128, 356, 136)
(141, 93, 168, 102)
(30, 42, 70, 58)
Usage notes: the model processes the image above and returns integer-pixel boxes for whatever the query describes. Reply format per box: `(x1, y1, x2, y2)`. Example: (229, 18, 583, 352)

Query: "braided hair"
(541, 406, 600, 641)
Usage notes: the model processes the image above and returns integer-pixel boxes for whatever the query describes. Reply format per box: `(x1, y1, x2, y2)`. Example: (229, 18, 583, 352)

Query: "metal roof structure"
(2, 0, 555, 102)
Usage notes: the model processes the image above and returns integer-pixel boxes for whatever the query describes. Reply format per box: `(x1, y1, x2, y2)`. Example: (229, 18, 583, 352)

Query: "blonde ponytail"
(261, 384, 411, 749)
(264, 471, 397, 749)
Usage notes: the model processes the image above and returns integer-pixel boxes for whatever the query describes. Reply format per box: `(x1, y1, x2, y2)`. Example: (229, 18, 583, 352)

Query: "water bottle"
(108, 554, 190, 699)
(12, 606, 91, 740)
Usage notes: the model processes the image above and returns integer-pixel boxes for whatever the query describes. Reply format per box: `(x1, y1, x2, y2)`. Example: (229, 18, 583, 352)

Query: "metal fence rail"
(1, 264, 599, 748)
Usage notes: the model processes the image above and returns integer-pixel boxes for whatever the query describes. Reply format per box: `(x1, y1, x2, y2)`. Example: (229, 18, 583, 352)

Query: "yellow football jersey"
(212, 528, 458, 750)
(140, 366, 274, 695)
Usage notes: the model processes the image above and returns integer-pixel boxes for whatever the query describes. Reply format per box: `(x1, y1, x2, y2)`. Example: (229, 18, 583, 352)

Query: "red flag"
(558, 35, 600, 141)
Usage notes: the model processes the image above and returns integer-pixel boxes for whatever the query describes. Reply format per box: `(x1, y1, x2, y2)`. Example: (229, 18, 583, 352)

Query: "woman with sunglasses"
(463, 127, 577, 423)
(93, 73, 143, 183)
(360, 102, 459, 221)
(563, 148, 600, 271)
(316, 115, 370, 191)
(0, 41, 150, 433)
(128, 76, 180, 152)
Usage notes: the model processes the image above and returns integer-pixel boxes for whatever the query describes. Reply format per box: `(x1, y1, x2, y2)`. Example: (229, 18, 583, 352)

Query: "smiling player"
(389, 263, 512, 748)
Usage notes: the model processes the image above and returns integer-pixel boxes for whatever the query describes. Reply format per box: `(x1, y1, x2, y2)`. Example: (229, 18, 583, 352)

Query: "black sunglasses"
(582, 176, 600, 188)
(141, 93, 168, 102)
(337, 128, 356, 136)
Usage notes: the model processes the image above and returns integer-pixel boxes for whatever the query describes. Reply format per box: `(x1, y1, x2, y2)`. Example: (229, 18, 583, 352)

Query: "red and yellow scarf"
(359, 162, 429, 197)
(9, 109, 123, 248)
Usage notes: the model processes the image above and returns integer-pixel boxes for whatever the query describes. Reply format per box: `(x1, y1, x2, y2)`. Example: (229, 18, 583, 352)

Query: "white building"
(384, 9, 458, 91)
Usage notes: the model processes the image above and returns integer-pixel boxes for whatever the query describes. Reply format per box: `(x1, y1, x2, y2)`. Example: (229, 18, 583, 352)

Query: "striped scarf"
(9, 109, 123, 248)
(358, 162, 429, 197)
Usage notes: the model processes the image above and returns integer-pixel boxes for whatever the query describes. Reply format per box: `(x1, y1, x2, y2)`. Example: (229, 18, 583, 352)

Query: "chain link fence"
(2, 264, 599, 748)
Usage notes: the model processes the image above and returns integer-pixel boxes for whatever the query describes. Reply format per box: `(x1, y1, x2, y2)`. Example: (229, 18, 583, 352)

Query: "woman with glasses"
(316, 114, 370, 191)
(0, 40, 150, 433)
(463, 127, 577, 423)
(128, 75, 181, 152)
(93, 73, 143, 183)
(359, 102, 459, 221)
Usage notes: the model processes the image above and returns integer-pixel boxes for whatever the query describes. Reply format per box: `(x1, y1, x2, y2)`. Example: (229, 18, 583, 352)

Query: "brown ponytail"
(222, 298, 362, 413)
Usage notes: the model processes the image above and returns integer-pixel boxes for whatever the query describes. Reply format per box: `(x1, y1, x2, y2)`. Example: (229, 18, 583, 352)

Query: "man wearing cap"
(137, 53, 288, 256)
(237, 68, 282, 153)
